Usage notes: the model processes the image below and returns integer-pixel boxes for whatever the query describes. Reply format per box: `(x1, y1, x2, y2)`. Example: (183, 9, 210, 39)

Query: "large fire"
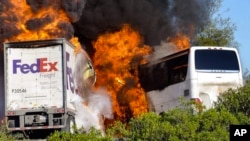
(3, 0, 81, 50)
(170, 33, 191, 50)
(1, 0, 191, 124)
(93, 24, 151, 121)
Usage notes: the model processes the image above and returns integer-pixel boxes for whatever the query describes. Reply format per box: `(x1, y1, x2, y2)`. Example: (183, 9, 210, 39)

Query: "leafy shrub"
(127, 112, 174, 141)
(160, 108, 199, 141)
(0, 124, 16, 141)
(106, 103, 242, 141)
(215, 82, 250, 117)
(48, 128, 112, 141)
(193, 109, 239, 141)
(106, 121, 129, 139)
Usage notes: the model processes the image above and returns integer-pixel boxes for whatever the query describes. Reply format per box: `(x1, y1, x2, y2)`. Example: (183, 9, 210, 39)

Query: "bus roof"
(143, 46, 238, 67)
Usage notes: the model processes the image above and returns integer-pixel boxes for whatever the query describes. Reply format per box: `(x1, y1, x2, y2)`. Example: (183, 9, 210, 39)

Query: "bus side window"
(168, 55, 188, 85)
(138, 53, 188, 91)
(171, 64, 187, 83)
(155, 62, 168, 90)
(138, 62, 169, 91)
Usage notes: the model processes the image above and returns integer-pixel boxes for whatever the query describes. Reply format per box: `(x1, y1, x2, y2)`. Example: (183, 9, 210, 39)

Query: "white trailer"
(4, 38, 95, 135)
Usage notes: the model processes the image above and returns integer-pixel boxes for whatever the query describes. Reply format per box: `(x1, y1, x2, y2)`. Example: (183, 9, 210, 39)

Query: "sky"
(220, 0, 250, 72)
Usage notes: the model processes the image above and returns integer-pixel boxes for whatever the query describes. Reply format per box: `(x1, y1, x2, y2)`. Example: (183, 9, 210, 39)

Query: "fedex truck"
(4, 38, 95, 136)
(139, 46, 244, 113)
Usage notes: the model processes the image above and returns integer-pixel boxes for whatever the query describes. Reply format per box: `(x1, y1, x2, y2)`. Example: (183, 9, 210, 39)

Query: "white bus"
(139, 46, 243, 113)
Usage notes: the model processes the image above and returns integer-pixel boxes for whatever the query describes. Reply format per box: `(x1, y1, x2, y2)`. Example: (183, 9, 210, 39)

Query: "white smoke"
(70, 95, 101, 131)
(145, 41, 180, 64)
(87, 88, 113, 120)
(71, 49, 113, 134)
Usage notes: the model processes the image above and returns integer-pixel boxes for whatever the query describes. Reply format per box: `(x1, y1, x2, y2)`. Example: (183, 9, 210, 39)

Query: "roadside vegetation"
(0, 124, 16, 141)
(1, 82, 250, 141)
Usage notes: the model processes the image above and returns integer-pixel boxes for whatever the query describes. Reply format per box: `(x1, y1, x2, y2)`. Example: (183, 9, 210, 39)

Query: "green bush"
(0, 124, 16, 141)
(105, 104, 242, 141)
(106, 85, 250, 141)
(193, 109, 239, 141)
(127, 112, 174, 141)
(160, 108, 199, 141)
(106, 121, 129, 139)
(215, 82, 250, 117)
(48, 128, 112, 141)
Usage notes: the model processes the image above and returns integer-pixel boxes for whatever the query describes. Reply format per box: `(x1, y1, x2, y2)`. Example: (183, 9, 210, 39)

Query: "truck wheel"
(62, 116, 75, 133)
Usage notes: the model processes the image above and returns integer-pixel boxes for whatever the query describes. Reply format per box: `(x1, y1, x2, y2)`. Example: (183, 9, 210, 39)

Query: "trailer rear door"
(5, 45, 63, 110)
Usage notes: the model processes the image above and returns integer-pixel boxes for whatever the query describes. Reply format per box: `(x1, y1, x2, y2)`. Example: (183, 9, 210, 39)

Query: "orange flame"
(170, 32, 190, 50)
(3, 0, 191, 124)
(93, 24, 151, 121)
(4, 0, 81, 49)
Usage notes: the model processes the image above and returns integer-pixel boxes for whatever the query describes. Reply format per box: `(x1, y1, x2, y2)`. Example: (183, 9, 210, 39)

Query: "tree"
(193, 0, 238, 48)
(194, 16, 238, 47)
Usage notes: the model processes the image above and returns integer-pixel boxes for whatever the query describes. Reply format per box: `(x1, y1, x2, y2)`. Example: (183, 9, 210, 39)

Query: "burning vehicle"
(0, 0, 242, 137)
(4, 38, 112, 136)
(139, 45, 244, 113)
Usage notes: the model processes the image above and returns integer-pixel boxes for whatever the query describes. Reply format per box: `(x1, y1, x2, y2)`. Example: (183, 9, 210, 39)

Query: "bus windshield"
(195, 49, 240, 72)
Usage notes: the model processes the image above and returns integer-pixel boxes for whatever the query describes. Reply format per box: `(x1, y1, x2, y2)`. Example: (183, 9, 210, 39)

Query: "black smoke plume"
(0, 0, 214, 50)
(74, 0, 213, 50)
(0, 0, 215, 120)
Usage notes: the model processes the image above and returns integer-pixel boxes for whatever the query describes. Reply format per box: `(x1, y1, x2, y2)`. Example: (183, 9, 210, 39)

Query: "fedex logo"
(13, 58, 58, 74)
(66, 52, 75, 94)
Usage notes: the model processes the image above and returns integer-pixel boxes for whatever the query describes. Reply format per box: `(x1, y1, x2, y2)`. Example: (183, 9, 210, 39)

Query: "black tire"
(62, 115, 75, 133)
